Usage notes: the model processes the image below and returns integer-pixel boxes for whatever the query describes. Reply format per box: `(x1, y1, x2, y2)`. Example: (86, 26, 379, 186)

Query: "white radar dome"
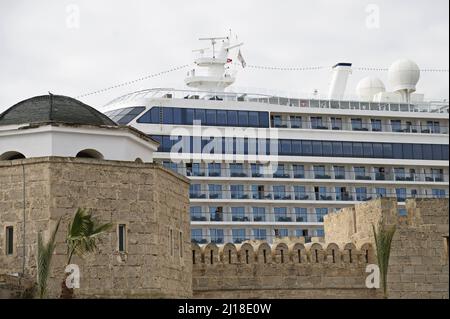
(388, 59, 420, 93)
(356, 76, 386, 101)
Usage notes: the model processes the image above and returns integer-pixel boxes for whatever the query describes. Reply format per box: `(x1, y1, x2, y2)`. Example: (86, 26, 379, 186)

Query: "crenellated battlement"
(192, 241, 376, 266)
(192, 198, 449, 299)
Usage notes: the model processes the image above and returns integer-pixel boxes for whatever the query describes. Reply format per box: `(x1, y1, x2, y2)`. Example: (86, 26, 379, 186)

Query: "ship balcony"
(189, 190, 449, 203)
(181, 167, 449, 184)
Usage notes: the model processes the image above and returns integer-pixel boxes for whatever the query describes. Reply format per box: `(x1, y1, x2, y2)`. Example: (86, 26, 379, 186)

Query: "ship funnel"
(328, 62, 352, 100)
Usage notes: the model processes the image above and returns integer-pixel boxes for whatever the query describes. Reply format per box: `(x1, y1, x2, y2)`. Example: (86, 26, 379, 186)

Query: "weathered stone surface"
(0, 157, 191, 298)
(191, 198, 448, 299)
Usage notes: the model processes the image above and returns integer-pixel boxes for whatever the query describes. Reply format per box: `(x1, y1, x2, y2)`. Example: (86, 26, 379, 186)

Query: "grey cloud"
(0, 0, 448, 112)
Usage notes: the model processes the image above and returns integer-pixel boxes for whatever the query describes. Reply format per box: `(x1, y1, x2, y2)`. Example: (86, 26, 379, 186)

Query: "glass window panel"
(373, 143, 383, 157)
(227, 110, 238, 126)
(162, 107, 173, 124)
(248, 111, 259, 127)
(173, 108, 182, 124)
(238, 111, 249, 126)
(353, 143, 363, 157)
(194, 109, 206, 124)
(383, 144, 393, 158)
(206, 110, 216, 126)
(312, 141, 322, 156)
(259, 112, 269, 127)
(343, 142, 352, 156)
(217, 110, 227, 126)
(185, 108, 194, 125)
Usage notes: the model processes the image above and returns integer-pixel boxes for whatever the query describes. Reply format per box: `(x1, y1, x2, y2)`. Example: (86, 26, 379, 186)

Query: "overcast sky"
(0, 0, 448, 112)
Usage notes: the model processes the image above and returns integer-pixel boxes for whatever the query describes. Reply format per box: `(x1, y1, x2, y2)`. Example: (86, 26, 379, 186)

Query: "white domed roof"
(356, 76, 385, 101)
(388, 59, 420, 92)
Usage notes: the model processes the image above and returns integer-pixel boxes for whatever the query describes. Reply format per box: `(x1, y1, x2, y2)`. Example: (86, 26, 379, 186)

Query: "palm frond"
(37, 218, 61, 299)
(372, 221, 396, 298)
(66, 208, 112, 264)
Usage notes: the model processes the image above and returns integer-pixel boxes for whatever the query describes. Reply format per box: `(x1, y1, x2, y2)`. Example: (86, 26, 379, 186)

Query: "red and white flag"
(237, 49, 246, 68)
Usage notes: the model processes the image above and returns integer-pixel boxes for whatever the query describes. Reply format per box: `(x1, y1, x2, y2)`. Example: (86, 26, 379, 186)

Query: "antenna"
(224, 42, 244, 52)
(198, 37, 228, 58)
(192, 47, 210, 55)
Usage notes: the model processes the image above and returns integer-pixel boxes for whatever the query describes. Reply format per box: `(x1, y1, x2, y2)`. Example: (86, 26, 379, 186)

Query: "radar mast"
(185, 31, 244, 92)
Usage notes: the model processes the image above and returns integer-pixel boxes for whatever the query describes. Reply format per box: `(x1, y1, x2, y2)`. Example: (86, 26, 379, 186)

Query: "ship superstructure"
(103, 34, 449, 244)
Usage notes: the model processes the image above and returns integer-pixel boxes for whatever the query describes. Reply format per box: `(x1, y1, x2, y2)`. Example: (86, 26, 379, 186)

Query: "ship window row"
(162, 162, 448, 182)
(270, 114, 448, 134)
(191, 227, 323, 244)
(137, 107, 270, 127)
(151, 135, 449, 161)
(188, 184, 448, 202)
(190, 206, 329, 223)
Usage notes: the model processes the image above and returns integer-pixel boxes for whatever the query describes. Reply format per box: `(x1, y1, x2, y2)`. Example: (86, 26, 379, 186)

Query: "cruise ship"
(103, 34, 449, 245)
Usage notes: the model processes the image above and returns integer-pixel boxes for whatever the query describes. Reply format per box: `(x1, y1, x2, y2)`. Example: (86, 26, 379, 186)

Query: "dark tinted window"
(403, 144, 413, 159)
(217, 110, 227, 126)
(259, 112, 269, 127)
(322, 142, 332, 156)
(292, 140, 302, 154)
(332, 142, 343, 156)
(363, 143, 373, 157)
(312, 141, 322, 156)
(281, 140, 291, 155)
(136, 107, 269, 128)
(248, 112, 259, 127)
(150, 136, 446, 160)
(238, 111, 249, 126)
(228, 111, 238, 126)
(185, 108, 194, 124)
(302, 141, 312, 156)
(206, 110, 216, 126)
(353, 143, 363, 157)
(343, 142, 352, 157)
(173, 108, 182, 124)
(423, 144, 433, 160)
(443, 145, 449, 160)
(393, 144, 403, 159)
(163, 108, 173, 124)
(413, 144, 422, 159)
(373, 143, 383, 157)
(383, 144, 393, 157)
(194, 109, 206, 124)
(432, 144, 442, 160)
(106, 106, 146, 125)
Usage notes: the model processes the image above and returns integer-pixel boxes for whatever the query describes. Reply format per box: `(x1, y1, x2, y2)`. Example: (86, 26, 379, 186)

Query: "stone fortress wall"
(192, 198, 449, 299)
(0, 157, 191, 298)
(0, 157, 448, 299)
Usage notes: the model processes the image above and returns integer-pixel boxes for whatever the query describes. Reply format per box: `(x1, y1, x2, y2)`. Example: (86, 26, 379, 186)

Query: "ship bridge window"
(105, 107, 145, 125)
(238, 111, 249, 126)
(136, 107, 269, 128)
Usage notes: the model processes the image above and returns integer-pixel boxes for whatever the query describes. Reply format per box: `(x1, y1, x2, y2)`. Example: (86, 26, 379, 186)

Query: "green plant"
(37, 218, 61, 299)
(61, 208, 112, 299)
(372, 220, 396, 298)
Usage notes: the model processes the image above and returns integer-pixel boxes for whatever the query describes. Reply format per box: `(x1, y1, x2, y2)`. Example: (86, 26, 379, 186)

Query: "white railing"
(104, 88, 449, 114)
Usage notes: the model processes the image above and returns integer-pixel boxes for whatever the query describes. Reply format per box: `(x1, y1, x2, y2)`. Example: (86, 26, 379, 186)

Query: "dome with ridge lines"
(0, 94, 117, 126)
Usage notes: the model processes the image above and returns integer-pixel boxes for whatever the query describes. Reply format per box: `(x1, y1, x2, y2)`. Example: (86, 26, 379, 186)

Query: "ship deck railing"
(105, 88, 449, 115)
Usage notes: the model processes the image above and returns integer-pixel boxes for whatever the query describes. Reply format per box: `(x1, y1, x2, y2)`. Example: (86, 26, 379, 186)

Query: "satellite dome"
(388, 59, 420, 93)
(356, 76, 386, 101)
